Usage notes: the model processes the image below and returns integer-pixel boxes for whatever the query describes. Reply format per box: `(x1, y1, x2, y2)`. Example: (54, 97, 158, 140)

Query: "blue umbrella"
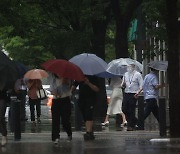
(95, 71, 119, 78)
(69, 53, 107, 75)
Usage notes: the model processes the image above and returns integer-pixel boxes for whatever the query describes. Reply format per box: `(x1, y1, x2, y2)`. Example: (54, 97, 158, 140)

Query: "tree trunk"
(111, 0, 143, 58)
(91, 19, 108, 121)
(165, 0, 180, 137)
(90, 3, 111, 122)
(91, 20, 107, 58)
(115, 19, 129, 58)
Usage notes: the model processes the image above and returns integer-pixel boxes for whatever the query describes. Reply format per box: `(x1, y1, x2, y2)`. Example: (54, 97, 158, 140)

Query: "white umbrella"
(106, 58, 143, 76)
(148, 60, 168, 71)
(69, 53, 107, 75)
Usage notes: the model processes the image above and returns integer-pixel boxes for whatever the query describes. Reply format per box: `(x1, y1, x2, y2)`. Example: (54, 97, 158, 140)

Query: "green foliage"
(0, 0, 174, 66)
(105, 23, 115, 62)
(0, 0, 94, 67)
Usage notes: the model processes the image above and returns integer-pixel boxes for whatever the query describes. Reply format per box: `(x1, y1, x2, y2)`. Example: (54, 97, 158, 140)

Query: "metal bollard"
(10, 96, 21, 140)
(74, 101, 83, 131)
(73, 92, 83, 131)
(137, 95, 144, 130)
(159, 97, 166, 137)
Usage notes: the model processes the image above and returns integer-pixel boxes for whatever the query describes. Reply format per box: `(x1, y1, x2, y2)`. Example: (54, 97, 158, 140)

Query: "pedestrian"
(27, 79, 42, 130)
(121, 64, 143, 131)
(14, 78, 28, 121)
(101, 77, 127, 127)
(50, 74, 72, 144)
(0, 89, 9, 146)
(72, 75, 99, 140)
(135, 67, 165, 122)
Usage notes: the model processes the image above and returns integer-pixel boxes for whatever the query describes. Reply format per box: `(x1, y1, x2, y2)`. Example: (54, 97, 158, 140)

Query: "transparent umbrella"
(106, 58, 143, 76)
(148, 60, 168, 71)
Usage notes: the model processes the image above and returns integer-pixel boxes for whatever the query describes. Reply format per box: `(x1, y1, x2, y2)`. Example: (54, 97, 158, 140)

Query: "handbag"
(36, 88, 48, 100)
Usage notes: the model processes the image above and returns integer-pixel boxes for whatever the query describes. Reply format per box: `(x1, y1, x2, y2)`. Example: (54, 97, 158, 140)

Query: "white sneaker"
(54, 138, 59, 144)
(121, 121, 128, 127)
(101, 121, 109, 126)
(1, 136, 7, 146)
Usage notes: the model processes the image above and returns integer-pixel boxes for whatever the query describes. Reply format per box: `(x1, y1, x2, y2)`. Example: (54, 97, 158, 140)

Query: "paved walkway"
(2, 105, 180, 154)
(1, 131, 180, 154)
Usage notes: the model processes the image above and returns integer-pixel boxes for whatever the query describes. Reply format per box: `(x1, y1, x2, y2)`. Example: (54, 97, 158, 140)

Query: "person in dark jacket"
(0, 89, 9, 146)
(72, 75, 99, 140)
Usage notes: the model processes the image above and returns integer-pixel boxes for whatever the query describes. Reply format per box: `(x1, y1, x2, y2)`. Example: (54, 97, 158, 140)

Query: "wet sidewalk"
(2, 105, 180, 154)
(1, 130, 180, 154)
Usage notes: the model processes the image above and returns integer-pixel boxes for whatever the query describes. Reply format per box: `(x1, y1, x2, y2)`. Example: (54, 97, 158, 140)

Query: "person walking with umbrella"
(41, 59, 85, 144)
(121, 64, 143, 131)
(69, 53, 106, 140)
(0, 88, 9, 146)
(27, 79, 43, 129)
(0, 51, 19, 146)
(25, 69, 48, 130)
(72, 75, 100, 140)
(135, 63, 166, 123)
(49, 73, 73, 144)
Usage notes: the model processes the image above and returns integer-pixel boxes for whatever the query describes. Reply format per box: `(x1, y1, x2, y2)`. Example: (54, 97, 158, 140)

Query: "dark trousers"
(0, 99, 7, 136)
(144, 98, 159, 122)
(29, 98, 41, 121)
(51, 97, 72, 141)
(122, 93, 137, 128)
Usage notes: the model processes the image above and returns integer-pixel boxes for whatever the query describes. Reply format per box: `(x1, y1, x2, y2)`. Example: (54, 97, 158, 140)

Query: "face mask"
(127, 67, 134, 73)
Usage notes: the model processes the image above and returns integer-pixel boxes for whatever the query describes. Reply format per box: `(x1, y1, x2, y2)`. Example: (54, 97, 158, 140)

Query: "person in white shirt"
(50, 74, 72, 144)
(121, 64, 143, 131)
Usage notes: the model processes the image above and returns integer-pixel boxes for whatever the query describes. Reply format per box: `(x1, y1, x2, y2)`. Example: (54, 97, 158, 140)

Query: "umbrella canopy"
(69, 53, 107, 75)
(106, 58, 143, 76)
(13, 61, 29, 78)
(41, 59, 85, 81)
(148, 60, 168, 71)
(0, 51, 18, 90)
(95, 71, 118, 78)
(24, 69, 48, 79)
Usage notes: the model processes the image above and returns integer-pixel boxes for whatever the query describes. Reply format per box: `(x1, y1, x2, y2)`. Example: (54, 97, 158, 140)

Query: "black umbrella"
(13, 61, 29, 78)
(0, 51, 18, 90)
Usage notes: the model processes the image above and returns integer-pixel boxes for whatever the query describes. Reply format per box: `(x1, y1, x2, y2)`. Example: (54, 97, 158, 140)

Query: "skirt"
(107, 87, 123, 115)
